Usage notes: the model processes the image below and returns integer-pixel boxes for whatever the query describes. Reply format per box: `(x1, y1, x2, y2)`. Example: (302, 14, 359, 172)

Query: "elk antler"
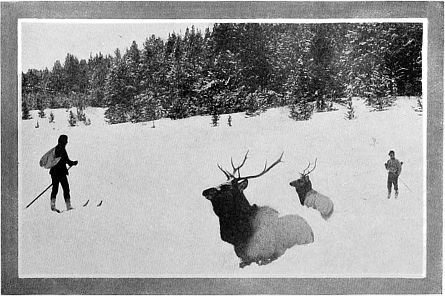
(218, 164, 233, 180)
(238, 152, 284, 181)
(218, 151, 249, 180)
(301, 158, 318, 176)
(231, 150, 249, 178)
(301, 161, 312, 175)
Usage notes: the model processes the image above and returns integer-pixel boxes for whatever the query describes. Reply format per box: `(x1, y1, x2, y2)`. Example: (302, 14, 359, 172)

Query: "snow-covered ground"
(18, 97, 425, 278)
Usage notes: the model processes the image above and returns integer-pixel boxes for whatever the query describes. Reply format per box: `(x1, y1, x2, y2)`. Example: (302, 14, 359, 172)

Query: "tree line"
(22, 23, 422, 124)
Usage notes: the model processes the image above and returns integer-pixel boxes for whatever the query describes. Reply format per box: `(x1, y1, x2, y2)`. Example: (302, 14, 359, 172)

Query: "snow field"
(19, 97, 425, 277)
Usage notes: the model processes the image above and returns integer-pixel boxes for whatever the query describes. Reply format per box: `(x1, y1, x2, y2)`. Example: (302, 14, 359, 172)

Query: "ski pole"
(25, 166, 73, 209)
(399, 177, 413, 192)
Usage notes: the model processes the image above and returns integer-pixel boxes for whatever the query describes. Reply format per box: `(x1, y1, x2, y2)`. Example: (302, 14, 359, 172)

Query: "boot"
(387, 191, 391, 199)
(395, 190, 399, 199)
(51, 199, 61, 213)
(65, 199, 74, 211)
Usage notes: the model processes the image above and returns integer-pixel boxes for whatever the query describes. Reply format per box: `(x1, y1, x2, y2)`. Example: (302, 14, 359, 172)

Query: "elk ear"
(238, 179, 249, 191)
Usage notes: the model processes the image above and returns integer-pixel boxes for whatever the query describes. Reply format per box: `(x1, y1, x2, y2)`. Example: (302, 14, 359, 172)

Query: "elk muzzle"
(202, 187, 218, 200)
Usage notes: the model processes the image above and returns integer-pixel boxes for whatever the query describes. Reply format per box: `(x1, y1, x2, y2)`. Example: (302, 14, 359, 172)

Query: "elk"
(289, 159, 334, 220)
(202, 151, 314, 268)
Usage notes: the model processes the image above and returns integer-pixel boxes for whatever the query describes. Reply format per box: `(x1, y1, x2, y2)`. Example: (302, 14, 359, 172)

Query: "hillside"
(19, 97, 425, 278)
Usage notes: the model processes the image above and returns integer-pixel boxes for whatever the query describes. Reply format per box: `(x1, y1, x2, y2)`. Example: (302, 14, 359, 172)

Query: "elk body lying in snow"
(289, 159, 334, 220)
(202, 152, 314, 268)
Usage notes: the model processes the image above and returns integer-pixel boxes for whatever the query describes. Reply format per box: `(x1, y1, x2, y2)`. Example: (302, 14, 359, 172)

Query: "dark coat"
(49, 144, 75, 176)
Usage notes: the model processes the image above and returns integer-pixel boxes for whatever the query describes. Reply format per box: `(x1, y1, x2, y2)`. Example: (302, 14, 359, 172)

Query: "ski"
(51, 199, 91, 213)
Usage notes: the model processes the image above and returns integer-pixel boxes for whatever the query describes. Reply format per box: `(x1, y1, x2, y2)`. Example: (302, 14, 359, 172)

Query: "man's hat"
(388, 150, 395, 155)
(58, 134, 68, 144)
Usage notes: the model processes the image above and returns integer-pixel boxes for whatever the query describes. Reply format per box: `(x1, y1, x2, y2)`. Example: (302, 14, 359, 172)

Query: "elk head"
(202, 151, 284, 219)
(289, 159, 317, 205)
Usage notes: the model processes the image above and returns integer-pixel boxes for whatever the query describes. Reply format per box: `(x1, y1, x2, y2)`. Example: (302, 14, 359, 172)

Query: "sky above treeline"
(20, 20, 214, 72)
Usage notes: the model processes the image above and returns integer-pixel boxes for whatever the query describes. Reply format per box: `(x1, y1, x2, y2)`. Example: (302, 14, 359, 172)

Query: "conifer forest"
(21, 23, 422, 124)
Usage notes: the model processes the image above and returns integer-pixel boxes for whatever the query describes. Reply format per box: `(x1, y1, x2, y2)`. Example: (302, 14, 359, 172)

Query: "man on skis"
(49, 135, 78, 212)
(385, 150, 402, 199)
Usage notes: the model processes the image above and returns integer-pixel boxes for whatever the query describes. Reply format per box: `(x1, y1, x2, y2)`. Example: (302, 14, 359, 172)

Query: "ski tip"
(97, 200, 103, 207)
(83, 200, 90, 207)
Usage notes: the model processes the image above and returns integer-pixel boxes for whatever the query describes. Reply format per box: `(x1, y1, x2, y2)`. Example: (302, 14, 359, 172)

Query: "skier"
(384, 150, 402, 199)
(49, 135, 78, 212)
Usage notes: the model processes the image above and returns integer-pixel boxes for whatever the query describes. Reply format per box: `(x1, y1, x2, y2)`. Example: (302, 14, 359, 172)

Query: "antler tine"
(239, 152, 284, 181)
(301, 161, 311, 175)
(231, 150, 249, 177)
(306, 158, 318, 175)
(217, 164, 233, 180)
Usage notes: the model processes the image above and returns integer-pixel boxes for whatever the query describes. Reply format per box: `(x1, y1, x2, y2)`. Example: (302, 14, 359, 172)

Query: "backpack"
(39, 146, 61, 169)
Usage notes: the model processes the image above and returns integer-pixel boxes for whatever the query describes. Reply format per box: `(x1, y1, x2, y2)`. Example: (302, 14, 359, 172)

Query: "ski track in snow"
(18, 98, 425, 278)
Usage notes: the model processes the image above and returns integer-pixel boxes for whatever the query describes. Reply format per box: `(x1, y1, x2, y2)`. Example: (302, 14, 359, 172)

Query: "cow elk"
(289, 159, 334, 220)
(202, 151, 314, 268)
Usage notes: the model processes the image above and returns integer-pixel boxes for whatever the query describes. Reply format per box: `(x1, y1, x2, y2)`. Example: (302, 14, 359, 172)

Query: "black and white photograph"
(2, 1, 443, 295)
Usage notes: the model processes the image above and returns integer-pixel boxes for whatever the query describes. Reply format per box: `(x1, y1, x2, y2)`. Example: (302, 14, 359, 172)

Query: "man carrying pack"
(385, 150, 403, 199)
(49, 135, 78, 212)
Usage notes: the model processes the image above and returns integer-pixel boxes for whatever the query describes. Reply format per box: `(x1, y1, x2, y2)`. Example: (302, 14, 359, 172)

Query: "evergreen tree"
(22, 100, 32, 120)
(36, 94, 46, 118)
(416, 97, 423, 113)
(48, 60, 65, 93)
(307, 24, 337, 111)
(68, 110, 77, 126)
(38, 108, 46, 118)
(211, 113, 220, 127)
(245, 87, 268, 117)
(289, 97, 313, 121)
(345, 98, 355, 120)
(64, 54, 80, 93)
(88, 53, 112, 107)
(49, 111, 55, 123)
(104, 50, 137, 124)
(342, 23, 399, 111)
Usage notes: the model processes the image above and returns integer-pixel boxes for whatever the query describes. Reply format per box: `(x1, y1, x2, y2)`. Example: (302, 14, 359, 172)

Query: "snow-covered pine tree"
(22, 101, 32, 120)
(77, 108, 86, 122)
(344, 84, 355, 120)
(49, 111, 55, 123)
(68, 110, 77, 126)
(38, 109, 46, 118)
(104, 45, 140, 124)
(245, 88, 267, 117)
(364, 68, 394, 111)
(289, 97, 313, 121)
(37, 95, 46, 118)
(134, 92, 164, 127)
(415, 96, 423, 114)
(345, 98, 355, 120)
(212, 113, 220, 127)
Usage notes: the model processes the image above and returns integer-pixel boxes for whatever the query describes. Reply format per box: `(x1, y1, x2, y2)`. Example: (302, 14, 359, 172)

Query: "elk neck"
(295, 181, 313, 205)
(217, 190, 258, 247)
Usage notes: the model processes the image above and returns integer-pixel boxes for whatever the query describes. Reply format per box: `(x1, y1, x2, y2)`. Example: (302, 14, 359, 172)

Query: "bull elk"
(289, 159, 334, 220)
(202, 151, 314, 268)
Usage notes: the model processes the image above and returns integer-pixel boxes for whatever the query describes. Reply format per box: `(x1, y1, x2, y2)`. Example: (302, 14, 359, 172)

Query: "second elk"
(202, 151, 314, 268)
(289, 159, 334, 220)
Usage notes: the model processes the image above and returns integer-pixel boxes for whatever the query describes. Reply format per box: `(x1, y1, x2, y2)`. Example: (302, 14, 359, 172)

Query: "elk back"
(244, 206, 314, 263)
(304, 190, 334, 220)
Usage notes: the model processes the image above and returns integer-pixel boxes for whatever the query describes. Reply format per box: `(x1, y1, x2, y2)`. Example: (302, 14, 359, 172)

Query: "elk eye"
(220, 184, 231, 191)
